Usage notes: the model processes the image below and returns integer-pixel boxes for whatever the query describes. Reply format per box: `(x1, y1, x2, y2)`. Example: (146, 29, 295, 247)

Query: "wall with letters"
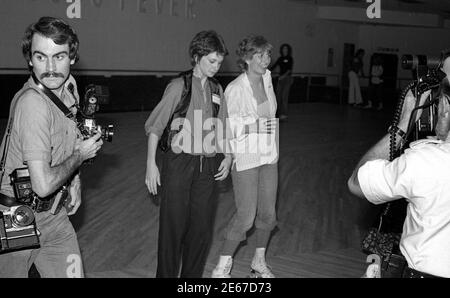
(1, 0, 450, 76)
(0, 0, 358, 74)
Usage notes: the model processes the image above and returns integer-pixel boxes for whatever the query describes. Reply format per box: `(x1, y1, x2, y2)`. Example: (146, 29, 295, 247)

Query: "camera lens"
(401, 54, 415, 70)
(102, 125, 114, 142)
(402, 54, 441, 70)
(12, 206, 35, 227)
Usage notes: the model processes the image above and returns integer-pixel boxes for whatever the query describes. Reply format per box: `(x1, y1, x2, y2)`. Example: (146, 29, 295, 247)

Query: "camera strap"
(0, 87, 35, 191)
(0, 120, 14, 188)
(31, 73, 76, 122)
(2, 74, 77, 192)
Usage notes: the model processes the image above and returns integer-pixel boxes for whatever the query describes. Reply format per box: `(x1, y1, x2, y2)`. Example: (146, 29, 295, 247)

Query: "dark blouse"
(270, 56, 293, 76)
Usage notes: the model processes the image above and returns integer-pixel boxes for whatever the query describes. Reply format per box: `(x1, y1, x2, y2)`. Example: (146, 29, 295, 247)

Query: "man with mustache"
(0, 17, 103, 277)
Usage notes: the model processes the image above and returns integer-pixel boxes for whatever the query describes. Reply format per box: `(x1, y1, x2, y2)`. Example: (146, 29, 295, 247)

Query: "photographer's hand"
(398, 90, 432, 131)
(77, 132, 103, 162)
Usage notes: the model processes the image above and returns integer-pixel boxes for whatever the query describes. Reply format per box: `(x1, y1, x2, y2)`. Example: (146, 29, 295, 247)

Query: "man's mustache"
(40, 72, 64, 79)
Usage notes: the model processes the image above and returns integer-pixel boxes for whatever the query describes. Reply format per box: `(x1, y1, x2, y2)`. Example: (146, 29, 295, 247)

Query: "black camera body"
(10, 168, 38, 206)
(77, 84, 114, 142)
(0, 205, 40, 254)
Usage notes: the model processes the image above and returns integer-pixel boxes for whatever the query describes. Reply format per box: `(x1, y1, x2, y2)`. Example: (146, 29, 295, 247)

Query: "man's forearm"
(348, 129, 406, 198)
(47, 150, 84, 192)
(355, 134, 390, 170)
(30, 150, 84, 197)
(356, 116, 410, 170)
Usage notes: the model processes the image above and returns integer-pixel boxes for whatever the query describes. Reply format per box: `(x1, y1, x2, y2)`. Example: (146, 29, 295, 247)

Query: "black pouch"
(381, 253, 407, 278)
(159, 128, 180, 153)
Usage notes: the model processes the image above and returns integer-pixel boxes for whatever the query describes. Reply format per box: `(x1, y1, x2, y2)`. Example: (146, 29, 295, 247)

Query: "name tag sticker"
(212, 94, 221, 105)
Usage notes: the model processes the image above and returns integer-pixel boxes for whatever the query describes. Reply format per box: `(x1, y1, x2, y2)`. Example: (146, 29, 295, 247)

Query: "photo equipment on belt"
(0, 204, 40, 254)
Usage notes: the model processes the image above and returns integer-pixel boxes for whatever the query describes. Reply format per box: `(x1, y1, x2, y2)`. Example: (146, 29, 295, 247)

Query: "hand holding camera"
(399, 89, 432, 130)
(76, 132, 104, 162)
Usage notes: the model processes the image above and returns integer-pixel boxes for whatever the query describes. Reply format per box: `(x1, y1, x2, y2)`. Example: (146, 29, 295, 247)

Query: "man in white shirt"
(348, 81, 450, 278)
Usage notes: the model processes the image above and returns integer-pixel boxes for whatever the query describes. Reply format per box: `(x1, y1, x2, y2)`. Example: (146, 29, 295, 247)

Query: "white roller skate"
(249, 250, 275, 278)
(211, 256, 233, 278)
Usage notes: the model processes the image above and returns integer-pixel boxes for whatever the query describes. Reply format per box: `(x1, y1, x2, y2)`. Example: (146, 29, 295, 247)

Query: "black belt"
(402, 267, 444, 279)
(382, 253, 444, 278)
(0, 192, 55, 213)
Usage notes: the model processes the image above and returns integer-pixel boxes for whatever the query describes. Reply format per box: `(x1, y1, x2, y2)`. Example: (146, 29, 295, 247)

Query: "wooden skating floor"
(1, 103, 393, 278)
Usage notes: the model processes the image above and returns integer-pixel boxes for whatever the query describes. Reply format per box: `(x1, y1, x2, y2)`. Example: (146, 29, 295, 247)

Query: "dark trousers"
(276, 76, 293, 117)
(156, 151, 217, 278)
(369, 83, 383, 107)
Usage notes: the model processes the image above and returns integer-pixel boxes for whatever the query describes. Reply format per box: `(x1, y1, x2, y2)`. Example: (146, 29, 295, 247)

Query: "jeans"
(225, 163, 278, 242)
(276, 76, 293, 117)
(0, 208, 83, 278)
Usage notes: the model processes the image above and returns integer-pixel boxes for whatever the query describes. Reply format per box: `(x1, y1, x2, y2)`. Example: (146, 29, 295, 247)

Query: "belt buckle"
(32, 196, 50, 213)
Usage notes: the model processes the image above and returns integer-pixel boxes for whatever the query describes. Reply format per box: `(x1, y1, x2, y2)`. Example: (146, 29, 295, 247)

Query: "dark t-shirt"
(271, 56, 293, 76)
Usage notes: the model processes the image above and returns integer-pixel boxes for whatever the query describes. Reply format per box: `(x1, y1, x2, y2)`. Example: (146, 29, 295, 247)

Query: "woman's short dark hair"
(22, 16, 79, 65)
(236, 35, 273, 72)
(280, 43, 292, 57)
(189, 30, 228, 66)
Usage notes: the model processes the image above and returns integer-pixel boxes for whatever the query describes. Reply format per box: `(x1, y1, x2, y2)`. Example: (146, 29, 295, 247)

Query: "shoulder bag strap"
(31, 73, 75, 121)
(0, 87, 35, 188)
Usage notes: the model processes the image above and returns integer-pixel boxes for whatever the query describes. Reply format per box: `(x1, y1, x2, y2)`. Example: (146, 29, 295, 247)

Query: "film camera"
(0, 205, 40, 254)
(9, 167, 67, 215)
(10, 167, 38, 206)
(77, 84, 114, 142)
(401, 54, 446, 139)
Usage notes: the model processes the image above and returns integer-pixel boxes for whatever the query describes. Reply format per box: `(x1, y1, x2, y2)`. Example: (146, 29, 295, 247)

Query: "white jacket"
(225, 70, 278, 171)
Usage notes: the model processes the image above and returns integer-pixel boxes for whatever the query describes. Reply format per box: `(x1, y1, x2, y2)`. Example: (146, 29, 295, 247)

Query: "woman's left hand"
(215, 155, 233, 181)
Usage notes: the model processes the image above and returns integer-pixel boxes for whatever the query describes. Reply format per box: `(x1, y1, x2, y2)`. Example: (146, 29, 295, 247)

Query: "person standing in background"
(270, 43, 293, 121)
(348, 48, 365, 107)
(364, 55, 384, 111)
